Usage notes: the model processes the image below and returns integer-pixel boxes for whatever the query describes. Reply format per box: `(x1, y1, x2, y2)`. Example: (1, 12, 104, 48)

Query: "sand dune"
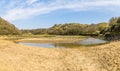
(0, 39, 120, 71)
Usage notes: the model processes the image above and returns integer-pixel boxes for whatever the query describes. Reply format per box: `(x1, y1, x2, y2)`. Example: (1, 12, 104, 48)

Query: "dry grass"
(0, 39, 120, 71)
(15, 37, 84, 43)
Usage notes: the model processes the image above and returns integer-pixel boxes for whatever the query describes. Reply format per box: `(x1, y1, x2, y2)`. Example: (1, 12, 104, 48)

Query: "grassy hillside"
(0, 17, 21, 35)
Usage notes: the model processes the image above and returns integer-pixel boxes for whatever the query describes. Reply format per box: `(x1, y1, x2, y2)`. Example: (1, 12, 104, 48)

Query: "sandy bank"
(16, 37, 84, 43)
(0, 39, 120, 71)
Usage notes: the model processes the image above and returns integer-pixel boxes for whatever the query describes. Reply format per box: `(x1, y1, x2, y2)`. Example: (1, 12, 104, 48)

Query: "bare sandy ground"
(15, 37, 84, 43)
(0, 39, 120, 71)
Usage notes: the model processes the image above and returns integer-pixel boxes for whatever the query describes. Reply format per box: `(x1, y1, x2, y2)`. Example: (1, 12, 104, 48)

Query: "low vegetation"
(21, 23, 109, 36)
(1, 16, 120, 41)
(0, 17, 21, 35)
(20, 17, 120, 41)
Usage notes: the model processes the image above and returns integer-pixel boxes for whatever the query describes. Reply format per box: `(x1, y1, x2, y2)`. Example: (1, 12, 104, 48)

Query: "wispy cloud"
(1, 0, 120, 21)
(27, 0, 38, 4)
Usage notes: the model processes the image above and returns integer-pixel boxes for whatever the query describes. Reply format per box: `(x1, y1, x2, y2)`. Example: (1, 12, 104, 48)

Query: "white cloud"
(1, 0, 120, 21)
(27, 0, 38, 4)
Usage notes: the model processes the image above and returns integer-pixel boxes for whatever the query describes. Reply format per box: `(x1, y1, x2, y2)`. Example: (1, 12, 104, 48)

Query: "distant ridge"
(0, 17, 21, 35)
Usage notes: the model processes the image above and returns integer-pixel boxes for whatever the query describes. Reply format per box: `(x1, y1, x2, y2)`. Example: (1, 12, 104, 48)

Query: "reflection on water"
(19, 42, 78, 48)
(19, 42, 85, 48)
(19, 38, 107, 48)
(77, 38, 107, 45)
(19, 42, 58, 48)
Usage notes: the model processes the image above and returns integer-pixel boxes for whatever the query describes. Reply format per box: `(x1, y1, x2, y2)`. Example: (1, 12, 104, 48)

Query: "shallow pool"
(18, 38, 107, 48)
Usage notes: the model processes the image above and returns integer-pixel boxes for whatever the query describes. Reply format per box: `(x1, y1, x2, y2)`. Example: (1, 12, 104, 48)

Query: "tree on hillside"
(98, 22, 109, 34)
(104, 17, 120, 35)
(116, 17, 120, 23)
(109, 17, 118, 26)
(113, 17, 120, 32)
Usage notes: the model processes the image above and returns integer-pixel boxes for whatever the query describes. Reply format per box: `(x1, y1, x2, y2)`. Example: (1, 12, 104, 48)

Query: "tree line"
(21, 22, 109, 36)
(1, 16, 120, 37)
(21, 17, 120, 39)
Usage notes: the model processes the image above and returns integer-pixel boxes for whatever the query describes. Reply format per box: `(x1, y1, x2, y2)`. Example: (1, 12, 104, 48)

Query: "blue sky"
(0, 0, 120, 29)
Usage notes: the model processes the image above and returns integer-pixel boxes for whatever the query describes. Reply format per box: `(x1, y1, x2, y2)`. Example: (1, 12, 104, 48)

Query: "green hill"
(0, 17, 21, 35)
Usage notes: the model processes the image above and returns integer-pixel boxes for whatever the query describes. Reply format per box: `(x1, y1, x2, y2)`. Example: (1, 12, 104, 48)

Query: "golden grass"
(0, 39, 120, 71)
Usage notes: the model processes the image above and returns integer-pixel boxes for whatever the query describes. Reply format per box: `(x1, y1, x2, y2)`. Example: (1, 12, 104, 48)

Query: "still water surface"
(19, 38, 107, 48)
(19, 42, 62, 48)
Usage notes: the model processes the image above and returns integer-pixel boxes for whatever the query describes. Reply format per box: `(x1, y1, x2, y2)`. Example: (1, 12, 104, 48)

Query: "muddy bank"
(0, 39, 120, 71)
